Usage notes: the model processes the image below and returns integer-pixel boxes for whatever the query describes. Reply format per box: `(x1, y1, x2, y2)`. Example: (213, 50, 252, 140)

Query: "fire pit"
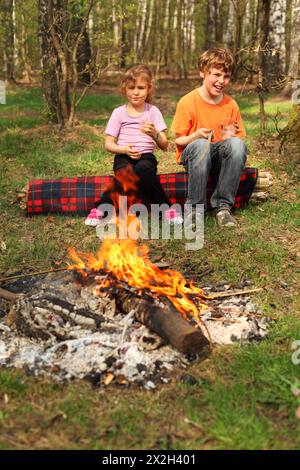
(0, 240, 271, 388)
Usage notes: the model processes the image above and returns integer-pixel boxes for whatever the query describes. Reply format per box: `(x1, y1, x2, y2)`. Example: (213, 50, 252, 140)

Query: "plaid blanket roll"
(27, 168, 258, 215)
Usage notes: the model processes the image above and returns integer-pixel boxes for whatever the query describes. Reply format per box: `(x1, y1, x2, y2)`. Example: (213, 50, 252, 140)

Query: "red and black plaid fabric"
(27, 168, 258, 215)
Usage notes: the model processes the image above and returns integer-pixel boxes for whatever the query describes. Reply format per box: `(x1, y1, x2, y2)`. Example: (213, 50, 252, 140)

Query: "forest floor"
(0, 84, 299, 450)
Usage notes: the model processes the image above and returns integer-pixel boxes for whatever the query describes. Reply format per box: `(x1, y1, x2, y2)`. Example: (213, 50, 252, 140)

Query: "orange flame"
(107, 166, 140, 210)
(68, 239, 207, 323)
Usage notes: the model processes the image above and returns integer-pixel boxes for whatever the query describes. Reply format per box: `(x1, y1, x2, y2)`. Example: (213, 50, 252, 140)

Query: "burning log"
(114, 287, 210, 355)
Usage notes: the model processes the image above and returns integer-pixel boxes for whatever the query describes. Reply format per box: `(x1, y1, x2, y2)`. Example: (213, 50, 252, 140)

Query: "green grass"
(237, 93, 291, 139)
(0, 85, 299, 449)
(0, 87, 45, 132)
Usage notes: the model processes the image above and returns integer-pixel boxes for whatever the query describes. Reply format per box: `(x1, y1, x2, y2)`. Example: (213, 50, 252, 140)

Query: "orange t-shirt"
(171, 89, 246, 162)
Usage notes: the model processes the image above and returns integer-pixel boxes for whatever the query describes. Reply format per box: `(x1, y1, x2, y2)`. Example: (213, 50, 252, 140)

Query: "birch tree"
(19, 6, 34, 82)
(2, 0, 15, 81)
(282, 0, 300, 95)
(290, 0, 300, 76)
(231, 0, 248, 53)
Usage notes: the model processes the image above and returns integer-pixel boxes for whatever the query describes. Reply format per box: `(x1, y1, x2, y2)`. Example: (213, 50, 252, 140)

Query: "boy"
(171, 47, 247, 227)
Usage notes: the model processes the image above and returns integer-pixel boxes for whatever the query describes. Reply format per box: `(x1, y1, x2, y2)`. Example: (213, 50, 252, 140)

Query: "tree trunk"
(219, 0, 230, 45)
(232, 0, 247, 54)
(185, 0, 196, 71)
(38, 0, 95, 128)
(214, 0, 221, 43)
(160, 0, 171, 73)
(285, 52, 300, 141)
(145, 0, 155, 46)
(284, 0, 293, 73)
(282, 0, 300, 96)
(259, 0, 272, 77)
(71, 1, 92, 85)
(204, 1, 214, 49)
(38, 0, 70, 126)
(20, 11, 33, 83)
(173, 0, 179, 77)
(136, 0, 147, 61)
(180, 0, 188, 79)
(3, 0, 15, 82)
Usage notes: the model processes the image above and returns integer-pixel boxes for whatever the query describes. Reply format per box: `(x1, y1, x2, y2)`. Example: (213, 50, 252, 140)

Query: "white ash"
(0, 273, 271, 384)
(0, 272, 186, 384)
(201, 295, 272, 345)
(0, 319, 184, 384)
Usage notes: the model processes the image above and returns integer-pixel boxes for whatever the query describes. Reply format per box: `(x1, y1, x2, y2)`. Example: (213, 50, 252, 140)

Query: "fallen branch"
(0, 267, 69, 283)
(206, 287, 264, 300)
(0, 260, 170, 284)
(0, 287, 20, 301)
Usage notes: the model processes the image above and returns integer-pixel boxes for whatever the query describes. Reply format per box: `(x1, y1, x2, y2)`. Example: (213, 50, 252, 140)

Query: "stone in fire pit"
(0, 271, 272, 387)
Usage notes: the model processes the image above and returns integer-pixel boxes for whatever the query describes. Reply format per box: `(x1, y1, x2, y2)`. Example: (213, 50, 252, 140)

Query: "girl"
(85, 64, 182, 226)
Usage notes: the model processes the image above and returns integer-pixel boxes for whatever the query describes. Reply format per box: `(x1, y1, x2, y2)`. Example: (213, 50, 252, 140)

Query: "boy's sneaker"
(84, 208, 103, 226)
(164, 208, 183, 225)
(215, 208, 237, 227)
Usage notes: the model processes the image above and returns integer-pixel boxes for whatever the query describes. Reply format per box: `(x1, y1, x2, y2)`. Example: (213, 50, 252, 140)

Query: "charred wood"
(114, 288, 210, 355)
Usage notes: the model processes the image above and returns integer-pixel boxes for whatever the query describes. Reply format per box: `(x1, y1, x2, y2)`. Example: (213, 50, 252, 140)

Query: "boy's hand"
(140, 120, 157, 139)
(123, 144, 141, 159)
(220, 120, 240, 139)
(195, 128, 213, 139)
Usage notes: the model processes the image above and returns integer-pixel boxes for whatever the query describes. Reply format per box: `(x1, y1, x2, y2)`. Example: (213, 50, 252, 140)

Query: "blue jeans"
(181, 137, 247, 210)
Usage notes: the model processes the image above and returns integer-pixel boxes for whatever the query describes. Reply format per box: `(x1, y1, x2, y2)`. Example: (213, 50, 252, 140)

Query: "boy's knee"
(223, 137, 247, 162)
(186, 138, 208, 152)
(225, 137, 246, 152)
(182, 139, 210, 163)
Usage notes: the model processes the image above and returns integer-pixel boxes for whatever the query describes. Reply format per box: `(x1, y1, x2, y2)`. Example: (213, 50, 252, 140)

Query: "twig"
(0, 267, 70, 284)
(206, 287, 264, 300)
(183, 417, 203, 431)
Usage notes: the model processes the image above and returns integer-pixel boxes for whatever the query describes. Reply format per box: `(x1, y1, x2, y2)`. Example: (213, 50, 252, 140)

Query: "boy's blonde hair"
(120, 64, 154, 102)
(198, 47, 236, 75)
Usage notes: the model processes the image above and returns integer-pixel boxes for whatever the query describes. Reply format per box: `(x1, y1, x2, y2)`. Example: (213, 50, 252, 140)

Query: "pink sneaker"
(164, 208, 183, 225)
(84, 208, 103, 226)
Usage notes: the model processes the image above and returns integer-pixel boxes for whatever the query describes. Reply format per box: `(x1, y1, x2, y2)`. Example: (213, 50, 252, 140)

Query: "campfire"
(0, 245, 271, 387)
(68, 238, 208, 322)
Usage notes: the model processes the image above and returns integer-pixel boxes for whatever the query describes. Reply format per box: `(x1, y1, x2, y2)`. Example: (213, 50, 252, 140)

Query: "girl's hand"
(140, 120, 157, 139)
(123, 144, 141, 159)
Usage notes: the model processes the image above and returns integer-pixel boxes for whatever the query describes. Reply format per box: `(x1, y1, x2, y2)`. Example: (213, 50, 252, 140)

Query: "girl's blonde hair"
(120, 64, 154, 102)
(198, 47, 236, 75)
